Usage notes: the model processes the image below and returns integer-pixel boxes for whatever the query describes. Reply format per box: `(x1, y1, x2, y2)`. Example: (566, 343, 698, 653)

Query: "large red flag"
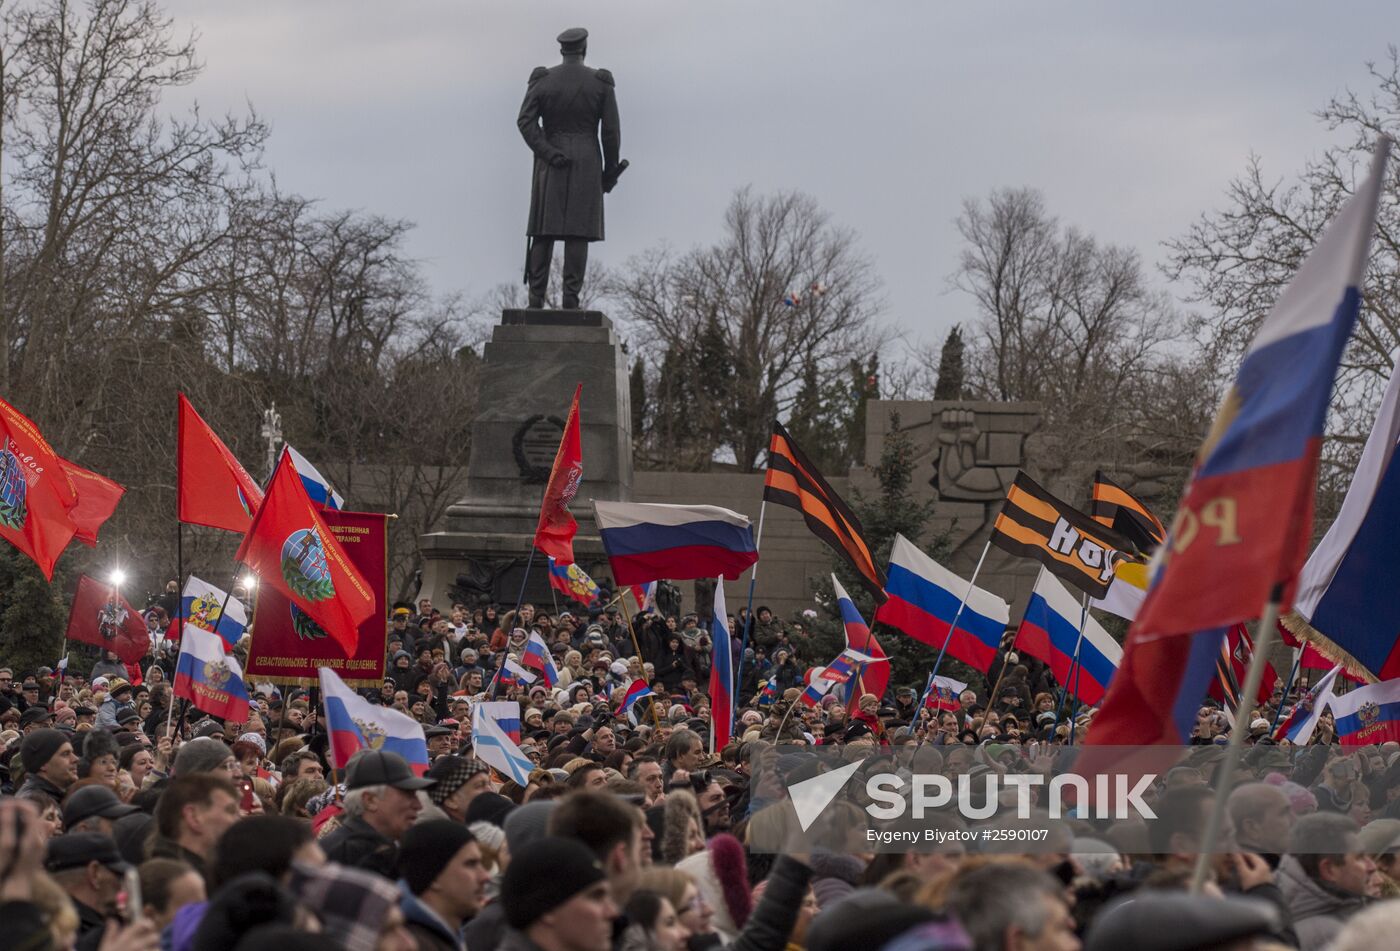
(58, 458, 125, 547)
(66, 574, 149, 664)
(177, 393, 264, 533)
(0, 398, 79, 579)
(235, 457, 374, 656)
(533, 384, 583, 564)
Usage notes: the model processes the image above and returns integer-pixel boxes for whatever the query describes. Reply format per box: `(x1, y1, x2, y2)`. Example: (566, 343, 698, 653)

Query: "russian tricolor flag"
(1330, 677, 1400, 747)
(319, 667, 429, 775)
(1274, 663, 1340, 744)
(617, 679, 655, 725)
(710, 580, 733, 751)
(833, 575, 888, 707)
(521, 631, 560, 688)
(593, 501, 757, 584)
(926, 675, 967, 713)
(499, 657, 537, 691)
(476, 700, 523, 744)
(173, 624, 251, 723)
(1015, 569, 1123, 707)
(875, 533, 1011, 671)
(180, 576, 248, 652)
(280, 444, 344, 510)
(631, 581, 658, 615)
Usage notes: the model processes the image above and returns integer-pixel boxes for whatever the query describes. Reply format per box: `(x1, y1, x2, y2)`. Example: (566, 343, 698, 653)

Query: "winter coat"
(398, 884, 464, 951)
(1276, 854, 1368, 951)
(319, 815, 399, 880)
(657, 646, 693, 691)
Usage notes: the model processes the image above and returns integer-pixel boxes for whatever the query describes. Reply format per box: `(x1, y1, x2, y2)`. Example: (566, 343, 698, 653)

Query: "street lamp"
(109, 569, 126, 588)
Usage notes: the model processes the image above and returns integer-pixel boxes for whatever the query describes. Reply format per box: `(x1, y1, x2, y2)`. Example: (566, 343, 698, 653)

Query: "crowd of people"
(0, 589, 1398, 951)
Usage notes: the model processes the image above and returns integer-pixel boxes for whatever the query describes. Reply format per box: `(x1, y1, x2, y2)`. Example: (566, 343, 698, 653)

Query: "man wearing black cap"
(425, 755, 492, 823)
(322, 749, 434, 878)
(63, 785, 140, 836)
(397, 820, 491, 951)
(18, 705, 53, 733)
(47, 832, 130, 950)
(517, 27, 625, 310)
(500, 836, 617, 951)
(17, 727, 78, 798)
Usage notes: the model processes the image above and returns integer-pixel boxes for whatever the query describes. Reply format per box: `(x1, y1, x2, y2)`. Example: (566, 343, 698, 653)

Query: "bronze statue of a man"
(518, 27, 626, 310)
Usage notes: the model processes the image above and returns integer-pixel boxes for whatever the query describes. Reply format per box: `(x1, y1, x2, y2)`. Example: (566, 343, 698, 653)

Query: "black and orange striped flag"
(1090, 471, 1166, 555)
(990, 471, 1133, 599)
(764, 422, 887, 603)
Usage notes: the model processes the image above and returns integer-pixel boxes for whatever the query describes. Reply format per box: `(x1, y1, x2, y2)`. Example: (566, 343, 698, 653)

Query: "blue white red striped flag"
(1014, 568, 1122, 706)
(593, 501, 757, 584)
(875, 534, 1010, 671)
(710, 580, 734, 751)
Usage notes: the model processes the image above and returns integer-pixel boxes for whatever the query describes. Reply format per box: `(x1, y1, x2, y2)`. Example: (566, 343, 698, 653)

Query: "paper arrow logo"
(788, 759, 863, 831)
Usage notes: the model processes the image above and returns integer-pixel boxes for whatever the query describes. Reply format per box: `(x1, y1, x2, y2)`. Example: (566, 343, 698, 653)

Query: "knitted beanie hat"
(397, 820, 477, 896)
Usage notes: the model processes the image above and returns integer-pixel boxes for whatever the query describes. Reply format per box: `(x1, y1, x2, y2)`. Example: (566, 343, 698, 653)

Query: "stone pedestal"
(418, 309, 632, 607)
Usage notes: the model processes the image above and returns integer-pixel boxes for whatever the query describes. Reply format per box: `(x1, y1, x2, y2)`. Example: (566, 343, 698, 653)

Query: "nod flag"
(764, 421, 886, 602)
(280, 445, 344, 510)
(319, 666, 429, 774)
(876, 534, 1011, 671)
(833, 574, 888, 709)
(711, 580, 734, 751)
(927, 675, 968, 713)
(0, 398, 79, 579)
(1014, 568, 1123, 707)
(1275, 664, 1341, 745)
(593, 501, 757, 585)
(66, 575, 148, 664)
(1282, 354, 1400, 683)
(617, 679, 656, 725)
(181, 576, 248, 652)
(472, 702, 535, 785)
(534, 384, 584, 565)
(57, 458, 124, 548)
(1330, 677, 1400, 747)
(990, 471, 1134, 600)
(1134, 140, 1389, 640)
(177, 394, 264, 534)
(173, 624, 251, 723)
(1090, 471, 1166, 555)
(547, 556, 601, 606)
(521, 630, 560, 688)
(1210, 624, 1279, 714)
(235, 456, 373, 657)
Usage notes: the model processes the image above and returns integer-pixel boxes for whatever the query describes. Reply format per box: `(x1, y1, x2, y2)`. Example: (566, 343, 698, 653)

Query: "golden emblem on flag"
(202, 659, 232, 690)
(353, 718, 387, 750)
(1360, 701, 1381, 729)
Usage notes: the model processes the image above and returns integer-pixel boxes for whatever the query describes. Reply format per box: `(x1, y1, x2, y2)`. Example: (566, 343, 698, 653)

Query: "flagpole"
(615, 584, 663, 728)
(1269, 649, 1302, 736)
(1067, 597, 1089, 745)
(734, 499, 767, 735)
(510, 548, 538, 626)
(912, 540, 992, 723)
(1190, 590, 1282, 893)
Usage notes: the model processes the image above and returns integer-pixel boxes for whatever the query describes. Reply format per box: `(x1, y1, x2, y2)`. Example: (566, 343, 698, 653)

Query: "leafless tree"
(1164, 47, 1400, 503)
(608, 187, 888, 471)
(952, 187, 1192, 495)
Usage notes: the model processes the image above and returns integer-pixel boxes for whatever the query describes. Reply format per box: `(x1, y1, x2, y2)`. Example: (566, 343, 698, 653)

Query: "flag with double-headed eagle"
(320, 666, 429, 774)
(173, 624, 250, 722)
(548, 555, 600, 606)
(534, 384, 583, 564)
(66, 575, 148, 663)
(235, 456, 373, 656)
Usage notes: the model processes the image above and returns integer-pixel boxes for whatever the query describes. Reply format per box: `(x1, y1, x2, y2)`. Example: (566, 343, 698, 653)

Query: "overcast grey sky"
(167, 1, 1393, 353)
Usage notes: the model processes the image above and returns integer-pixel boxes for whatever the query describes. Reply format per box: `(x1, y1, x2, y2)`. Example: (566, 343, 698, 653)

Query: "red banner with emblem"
(245, 510, 387, 686)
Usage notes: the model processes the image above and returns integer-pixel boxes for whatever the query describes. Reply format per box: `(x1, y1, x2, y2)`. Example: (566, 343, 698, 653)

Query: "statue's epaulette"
(595, 68, 614, 86)
(528, 66, 549, 84)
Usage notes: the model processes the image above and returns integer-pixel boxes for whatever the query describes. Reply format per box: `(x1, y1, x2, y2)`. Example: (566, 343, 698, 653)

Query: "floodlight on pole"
(109, 569, 126, 588)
